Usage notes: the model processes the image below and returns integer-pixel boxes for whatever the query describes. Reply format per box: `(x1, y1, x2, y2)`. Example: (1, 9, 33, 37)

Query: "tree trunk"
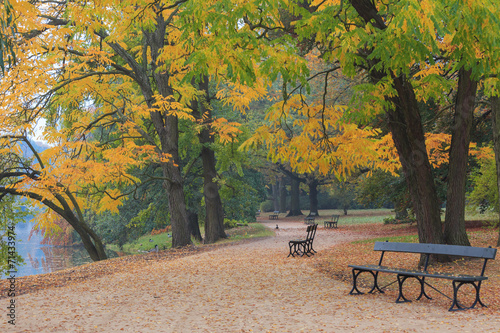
(287, 176, 303, 216)
(187, 210, 203, 242)
(195, 77, 226, 244)
(272, 182, 280, 211)
(279, 177, 287, 213)
(161, 164, 192, 247)
(491, 96, 500, 247)
(200, 137, 227, 243)
(348, 0, 445, 248)
(143, 19, 192, 248)
(308, 179, 319, 216)
(387, 76, 445, 247)
(443, 69, 476, 246)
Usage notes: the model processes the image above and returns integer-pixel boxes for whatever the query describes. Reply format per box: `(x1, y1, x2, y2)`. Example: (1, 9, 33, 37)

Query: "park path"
(2, 219, 499, 332)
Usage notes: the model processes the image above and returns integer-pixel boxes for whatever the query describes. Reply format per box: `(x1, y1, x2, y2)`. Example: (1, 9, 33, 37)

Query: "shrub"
(383, 217, 416, 225)
(223, 219, 248, 229)
(260, 200, 274, 212)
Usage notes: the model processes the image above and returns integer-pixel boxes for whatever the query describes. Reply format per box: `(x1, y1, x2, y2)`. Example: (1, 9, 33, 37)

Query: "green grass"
(464, 209, 498, 222)
(312, 208, 395, 226)
(224, 223, 275, 241)
(314, 207, 499, 227)
(106, 232, 174, 254)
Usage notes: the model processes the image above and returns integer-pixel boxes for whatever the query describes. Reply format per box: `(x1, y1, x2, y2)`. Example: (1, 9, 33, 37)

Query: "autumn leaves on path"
(3, 223, 500, 332)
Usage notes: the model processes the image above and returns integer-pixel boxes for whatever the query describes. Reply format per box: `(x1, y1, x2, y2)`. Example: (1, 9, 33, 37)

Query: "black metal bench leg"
(415, 276, 432, 301)
(449, 280, 485, 311)
(288, 242, 301, 257)
(349, 269, 384, 295)
(287, 242, 295, 257)
(396, 275, 432, 303)
(395, 275, 412, 303)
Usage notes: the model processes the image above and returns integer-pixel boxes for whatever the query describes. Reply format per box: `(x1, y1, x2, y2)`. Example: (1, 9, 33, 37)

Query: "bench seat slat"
(373, 242, 497, 259)
(348, 264, 488, 281)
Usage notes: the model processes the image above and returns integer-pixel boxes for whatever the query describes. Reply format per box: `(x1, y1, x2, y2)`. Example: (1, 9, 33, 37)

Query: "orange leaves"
(210, 117, 242, 144)
(151, 94, 195, 121)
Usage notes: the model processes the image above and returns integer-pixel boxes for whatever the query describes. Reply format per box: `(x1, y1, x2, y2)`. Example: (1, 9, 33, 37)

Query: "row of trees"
(0, 0, 499, 263)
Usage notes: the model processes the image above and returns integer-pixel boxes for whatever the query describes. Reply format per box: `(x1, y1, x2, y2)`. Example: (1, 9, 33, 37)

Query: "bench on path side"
(324, 214, 340, 228)
(304, 212, 317, 224)
(288, 224, 317, 257)
(348, 241, 497, 311)
(269, 211, 279, 220)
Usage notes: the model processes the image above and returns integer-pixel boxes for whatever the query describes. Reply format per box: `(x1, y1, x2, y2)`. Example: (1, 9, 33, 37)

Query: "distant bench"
(269, 211, 279, 220)
(304, 212, 317, 224)
(348, 241, 497, 311)
(324, 214, 339, 228)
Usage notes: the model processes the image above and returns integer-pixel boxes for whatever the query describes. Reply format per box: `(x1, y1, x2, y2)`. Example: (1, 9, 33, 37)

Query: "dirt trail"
(2, 219, 499, 332)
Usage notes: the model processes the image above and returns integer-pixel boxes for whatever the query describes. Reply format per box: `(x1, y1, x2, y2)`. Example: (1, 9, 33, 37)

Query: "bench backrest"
(374, 241, 497, 259)
(332, 215, 340, 222)
(306, 223, 317, 240)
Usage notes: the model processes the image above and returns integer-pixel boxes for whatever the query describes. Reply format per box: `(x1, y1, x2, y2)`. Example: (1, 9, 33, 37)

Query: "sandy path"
(2, 220, 499, 332)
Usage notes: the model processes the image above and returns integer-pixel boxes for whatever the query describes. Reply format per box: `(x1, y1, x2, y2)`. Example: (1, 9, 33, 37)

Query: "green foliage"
(383, 216, 416, 225)
(0, 197, 26, 276)
(356, 170, 408, 210)
(219, 172, 264, 221)
(260, 200, 274, 213)
(90, 175, 169, 248)
(223, 219, 248, 229)
(468, 158, 499, 212)
(114, 231, 173, 254)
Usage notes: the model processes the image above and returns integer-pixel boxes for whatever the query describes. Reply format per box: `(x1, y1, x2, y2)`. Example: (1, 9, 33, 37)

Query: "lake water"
(2, 221, 118, 279)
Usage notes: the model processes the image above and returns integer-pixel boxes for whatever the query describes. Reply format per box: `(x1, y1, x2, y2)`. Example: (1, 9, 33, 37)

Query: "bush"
(260, 200, 274, 212)
(223, 219, 248, 229)
(383, 217, 416, 225)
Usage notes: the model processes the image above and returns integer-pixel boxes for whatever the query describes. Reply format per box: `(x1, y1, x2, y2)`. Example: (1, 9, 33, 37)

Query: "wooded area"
(0, 0, 499, 264)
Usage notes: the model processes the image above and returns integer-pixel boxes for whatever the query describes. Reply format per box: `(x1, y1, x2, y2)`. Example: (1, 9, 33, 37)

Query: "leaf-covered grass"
(107, 223, 274, 254)
(224, 223, 275, 241)
(313, 224, 500, 314)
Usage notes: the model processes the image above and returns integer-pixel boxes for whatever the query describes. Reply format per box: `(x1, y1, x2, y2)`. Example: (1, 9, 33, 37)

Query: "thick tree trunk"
(142, 18, 191, 248)
(491, 96, 500, 247)
(348, 0, 444, 247)
(272, 182, 280, 211)
(279, 177, 287, 213)
(195, 77, 226, 244)
(162, 164, 192, 248)
(287, 177, 303, 216)
(308, 179, 319, 216)
(187, 210, 203, 242)
(387, 76, 445, 247)
(200, 136, 227, 243)
(443, 69, 476, 246)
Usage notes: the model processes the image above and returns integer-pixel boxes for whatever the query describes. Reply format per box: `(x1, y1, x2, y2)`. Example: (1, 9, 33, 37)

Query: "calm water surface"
(2, 221, 119, 279)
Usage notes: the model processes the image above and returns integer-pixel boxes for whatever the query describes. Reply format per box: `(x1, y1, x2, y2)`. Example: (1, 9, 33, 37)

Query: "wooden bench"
(269, 211, 279, 220)
(348, 241, 497, 311)
(288, 224, 317, 257)
(324, 214, 339, 228)
(304, 212, 317, 224)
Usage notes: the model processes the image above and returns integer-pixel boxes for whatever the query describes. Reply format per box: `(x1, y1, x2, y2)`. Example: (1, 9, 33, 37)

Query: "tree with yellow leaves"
(0, 0, 254, 255)
(197, 0, 500, 250)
